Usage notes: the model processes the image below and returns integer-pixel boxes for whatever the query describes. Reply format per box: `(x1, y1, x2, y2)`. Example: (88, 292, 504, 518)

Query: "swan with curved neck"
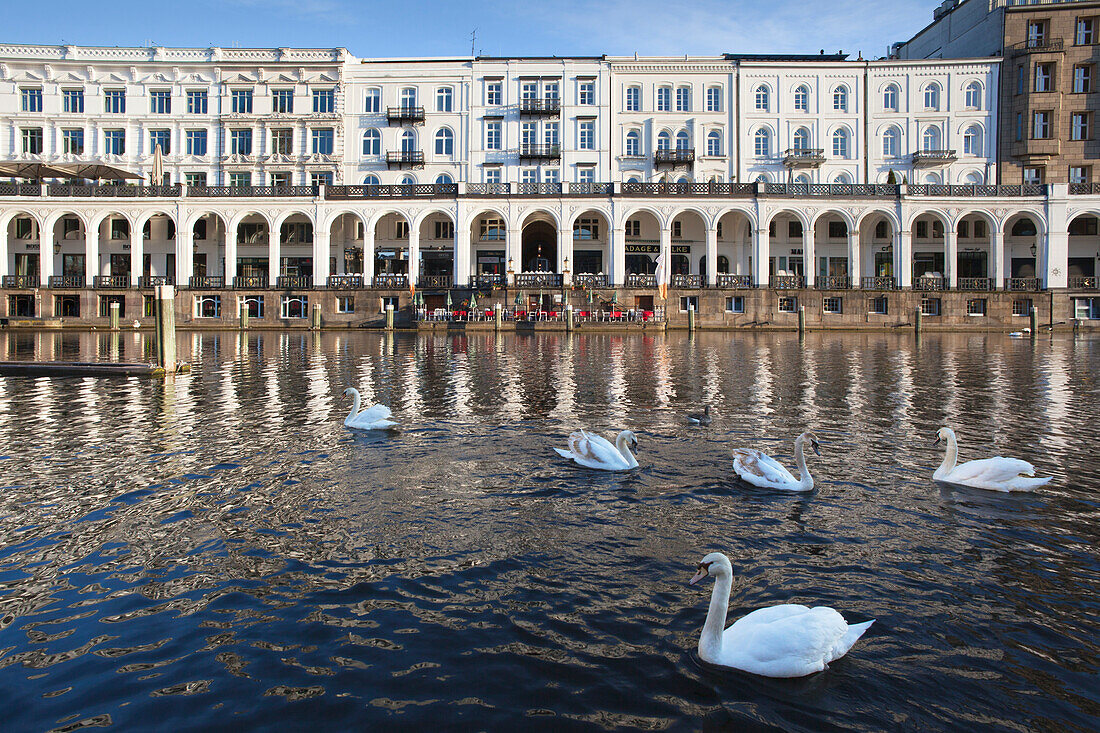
(732, 432, 819, 491)
(933, 427, 1051, 491)
(554, 429, 639, 471)
(689, 552, 874, 677)
(341, 388, 398, 430)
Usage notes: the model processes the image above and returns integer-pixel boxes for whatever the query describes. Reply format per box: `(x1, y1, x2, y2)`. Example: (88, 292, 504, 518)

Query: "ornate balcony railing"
(623, 181, 756, 196)
(467, 183, 511, 196)
(2, 275, 37, 288)
(48, 275, 85, 288)
(519, 99, 561, 116)
(93, 275, 130, 288)
(518, 144, 561, 161)
(654, 149, 695, 166)
(189, 276, 225, 289)
(1011, 37, 1064, 54)
(770, 275, 805, 289)
(1069, 183, 1100, 195)
(573, 273, 608, 288)
(860, 276, 897, 290)
(516, 182, 562, 195)
(515, 272, 563, 287)
(1006, 277, 1041, 292)
(48, 184, 182, 197)
(958, 277, 994, 291)
(568, 182, 613, 196)
(386, 106, 425, 124)
(276, 275, 312, 289)
(913, 276, 947, 291)
(188, 185, 317, 197)
(716, 274, 753, 288)
(373, 273, 409, 289)
(328, 275, 364, 289)
(419, 275, 452, 288)
(1068, 275, 1098, 289)
(472, 273, 503, 289)
(233, 275, 268, 289)
(908, 183, 1046, 197)
(0, 182, 42, 196)
(671, 273, 702, 288)
(139, 275, 173, 288)
(911, 149, 958, 166)
(385, 151, 425, 168)
(625, 273, 657, 288)
(817, 275, 852, 290)
(782, 148, 825, 167)
(763, 183, 899, 197)
(326, 183, 457, 199)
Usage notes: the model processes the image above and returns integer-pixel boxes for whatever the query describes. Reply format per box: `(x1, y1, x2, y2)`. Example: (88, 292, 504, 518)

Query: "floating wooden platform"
(0, 361, 162, 377)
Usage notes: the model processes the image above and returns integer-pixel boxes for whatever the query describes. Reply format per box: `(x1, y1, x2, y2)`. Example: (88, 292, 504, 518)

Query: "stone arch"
(568, 208, 612, 277)
(617, 204, 667, 230)
(519, 209, 560, 273)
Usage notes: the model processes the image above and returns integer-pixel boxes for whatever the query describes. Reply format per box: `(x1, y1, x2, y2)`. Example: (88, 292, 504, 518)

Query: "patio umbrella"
(0, 161, 72, 180)
(49, 161, 144, 181)
(414, 289, 424, 307)
(151, 144, 164, 186)
(445, 291, 453, 310)
(514, 291, 523, 307)
(587, 288, 594, 305)
(468, 291, 478, 311)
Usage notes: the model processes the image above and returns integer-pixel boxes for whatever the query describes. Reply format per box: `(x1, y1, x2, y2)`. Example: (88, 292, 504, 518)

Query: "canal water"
(0, 330, 1097, 731)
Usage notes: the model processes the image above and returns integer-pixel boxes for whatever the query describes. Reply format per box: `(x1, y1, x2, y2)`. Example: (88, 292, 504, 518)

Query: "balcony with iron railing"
(519, 144, 561, 161)
(386, 151, 425, 168)
(48, 184, 182, 197)
(93, 275, 130, 288)
(467, 183, 512, 196)
(515, 272, 563, 287)
(471, 273, 504, 289)
(189, 276, 225, 289)
(908, 183, 1046, 197)
(782, 148, 825, 167)
(958, 277, 995, 291)
(763, 183, 898, 197)
(716, 274, 753, 289)
(913, 276, 947, 291)
(625, 273, 657, 288)
(671, 274, 702, 288)
(386, 106, 425, 124)
(568, 182, 613, 196)
(1006, 277, 1041, 292)
(1011, 37, 1064, 54)
(419, 275, 452, 289)
(189, 185, 317, 197)
(0, 182, 42, 196)
(860, 276, 897, 290)
(519, 99, 561, 116)
(911, 149, 957, 166)
(817, 276, 852, 290)
(1068, 275, 1098, 289)
(139, 275, 173, 288)
(770, 275, 805, 289)
(1070, 183, 1100, 195)
(623, 181, 755, 196)
(516, 182, 563, 196)
(326, 183, 457, 199)
(2, 275, 37, 288)
(654, 149, 695, 166)
(573, 273, 608, 288)
(233, 275, 268, 289)
(48, 275, 85, 288)
(276, 275, 313, 289)
(373, 273, 409, 289)
(328, 274, 364, 289)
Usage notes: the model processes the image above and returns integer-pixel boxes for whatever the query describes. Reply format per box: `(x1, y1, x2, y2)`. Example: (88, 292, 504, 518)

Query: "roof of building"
(723, 53, 849, 62)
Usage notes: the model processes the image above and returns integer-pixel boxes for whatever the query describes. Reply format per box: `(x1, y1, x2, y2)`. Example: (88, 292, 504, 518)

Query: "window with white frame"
(1033, 111, 1051, 139)
(923, 83, 940, 110)
(676, 86, 690, 111)
(363, 174, 380, 185)
(150, 89, 171, 114)
(21, 128, 43, 154)
(966, 298, 987, 316)
(1077, 17, 1097, 45)
(1012, 298, 1032, 317)
(104, 129, 126, 155)
(868, 296, 888, 314)
(657, 86, 671, 111)
(833, 85, 848, 112)
(486, 121, 502, 150)
(521, 168, 538, 184)
(238, 295, 264, 318)
(544, 122, 559, 146)
(272, 88, 294, 113)
(883, 126, 899, 157)
(150, 129, 170, 155)
(104, 89, 126, 114)
(822, 296, 843, 314)
(963, 125, 983, 154)
(185, 173, 207, 187)
(965, 81, 982, 109)
(362, 128, 380, 156)
(625, 129, 642, 156)
(1074, 64, 1093, 93)
(484, 167, 501, 184)
(313, 88, 336, 113)
(434, 127, 454, 155)
(920, 297, 941, 316)
(577, 166, 595, 183)
(1035, 63, 1053, 92)
(480, 217, 505, 239)
(336, 296, 354, 313)
(312, 128, 334, 155)
(230, 129, 252, 155)
(706, 86, 721, 112)
(400, 129, 416, 153)
(544, 169, 559, 184)
(675, 130, 690, 151)
(579, 80, 595, 105)
(545, 81, 559, 100)
(485, 80, 502, 106)
(707, 130, 722, 156)
(231, 89, 253, 114)
(579, 120, 595, 150)
(436, 86, 452, 112)
(195, 294, 221, 318)
(63, 88, 84, 113)
(573, 217, 600, 240)
(793, 127, 809, 150)
(281, 295, 308, 319)
(1072, 112, 1091, 141)
(921, 126, 941, 152)
(883, 83, 899, 111)
(521, 121, 537, 146)
(364, 87, 381, 113)
(62, 128, 84, 155)
(794, 85, 809, 111)
(625, 220, 641, 237)
(778, 296, 798, 313)
(626, 86, 641, 111)
(657, 130, 671, 151)
(754, 128, 771, 157)
(434, 219, 454, 238)
(399, 87, 417, 110)
(754, 85, 769, 111)
(832, 129, 849, 158)
(435, 173, 454, 186)
(725, 296, 744, 313)
(1075, 297, 1100, 319)
(21, 87, 42, 112)
(521, 81, 537, 100)
(230, 171, 251, 188)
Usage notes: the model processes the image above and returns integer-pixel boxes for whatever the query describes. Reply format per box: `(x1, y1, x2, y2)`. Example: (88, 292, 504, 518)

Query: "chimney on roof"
(820, 49, 824, 55)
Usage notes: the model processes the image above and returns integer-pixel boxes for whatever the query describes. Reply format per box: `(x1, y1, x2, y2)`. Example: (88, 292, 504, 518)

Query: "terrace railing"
(716, 274, 753, 288)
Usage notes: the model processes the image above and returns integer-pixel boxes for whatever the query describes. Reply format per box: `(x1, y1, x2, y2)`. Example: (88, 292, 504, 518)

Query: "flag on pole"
(654, 251, 668, 300)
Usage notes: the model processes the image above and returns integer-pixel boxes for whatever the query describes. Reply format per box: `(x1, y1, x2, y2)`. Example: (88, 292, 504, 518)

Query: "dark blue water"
(0, 330, 1098, 731)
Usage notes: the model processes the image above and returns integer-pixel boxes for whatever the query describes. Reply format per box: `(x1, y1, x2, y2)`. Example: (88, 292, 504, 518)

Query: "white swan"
(554, 430, 639, 471)
(689, 552, 874, 678)
(933, 427, 1051, 492)
(732, 432, 819, 492)
(341, 388, 398, 430)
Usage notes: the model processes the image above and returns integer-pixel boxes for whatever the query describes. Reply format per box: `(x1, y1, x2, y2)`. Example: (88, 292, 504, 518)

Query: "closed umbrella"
(468, 291, 478, 311)
(151, 144, 164, 186)
(445, 291, 453, 310)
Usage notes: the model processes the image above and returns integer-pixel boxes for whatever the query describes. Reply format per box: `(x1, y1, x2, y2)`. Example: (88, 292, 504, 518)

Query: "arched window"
(754, 128, 771, 157)
(625, 129, 641, 156)
(833, 85, 848, 112)
(434, 127, 454, 155)
(963, 125, 982, 155)
(363, 174, 380, 185)
(400, 87, 417, 110)
(883, 126, 900, 157)
(706, 130, 721, 156)
(675, 130, 690, 151)
(924, 172, 941, 185)
(964, 171, 983, 185)
(793, 127, 810, 150)
(657, 130, 671, 151)
(832, 172, 851, 185)
(435, 173, 453, 185)
(1011, 218, 1037, 237)
(400, 174, 416, 186)
(794, 173, 811, 185)
(755, 85, 769, 111)
(921, 126, 941, 152)
(965, 81, 982, 110)
(755, 173, 770, 183)
(401, 129, 416, 153)
(436, 86, 452, 112)
(883, 83, 899, 111)
(626, 175, 640, 183)
(923, 82, 940, 110)
(832, 128, 849, 158)
(362, 128, 380, 156)
(794, 84, 809, 111)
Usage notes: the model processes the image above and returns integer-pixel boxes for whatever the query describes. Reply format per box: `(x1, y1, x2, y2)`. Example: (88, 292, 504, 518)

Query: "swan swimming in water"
(933, 427, 1051, 492)
(689, 552, 874, 678)
(341, 388, 398, 430)
(554, 430, 639, 471)
(732, 432, 820, 492)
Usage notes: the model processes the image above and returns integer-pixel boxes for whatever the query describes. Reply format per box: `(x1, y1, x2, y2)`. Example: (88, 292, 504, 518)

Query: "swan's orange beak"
(689, 566, 709, 586)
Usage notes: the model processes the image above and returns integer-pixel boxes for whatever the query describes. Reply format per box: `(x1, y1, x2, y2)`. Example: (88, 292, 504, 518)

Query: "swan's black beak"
(811, 440, 821, 456)
(631, 437, 639, 451)
(689, 564, 708, 586)
(932, 436, 942, 447)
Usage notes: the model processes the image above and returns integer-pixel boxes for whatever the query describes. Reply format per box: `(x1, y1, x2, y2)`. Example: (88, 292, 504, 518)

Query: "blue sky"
(4, 0, 936, 59)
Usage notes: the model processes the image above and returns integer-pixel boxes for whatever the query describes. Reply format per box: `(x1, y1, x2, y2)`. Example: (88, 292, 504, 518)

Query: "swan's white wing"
(355, 404, 392, 422)
(348, 404, 397, 430)
(563, 430, 627, 470)
(946, 456, 1051, 491)
(732, 449, 798, 488)
(722, 605, 851, 678)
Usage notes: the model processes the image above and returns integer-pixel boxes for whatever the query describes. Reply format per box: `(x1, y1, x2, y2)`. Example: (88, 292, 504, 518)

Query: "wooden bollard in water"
(385, 303, 394, 331)
(109, 301, 120, 331)
(494, 303, 502, 331)
(155, 284, 176, 370)
(797, 304, 805, 333)
(566, 304, 574, 331)
(914, 306, 922, 335)
(688, 304, 696, 332)
(1030, 306, 1038, 337)
(311, 303, 322, 330)
(239, 300, 249, 330)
